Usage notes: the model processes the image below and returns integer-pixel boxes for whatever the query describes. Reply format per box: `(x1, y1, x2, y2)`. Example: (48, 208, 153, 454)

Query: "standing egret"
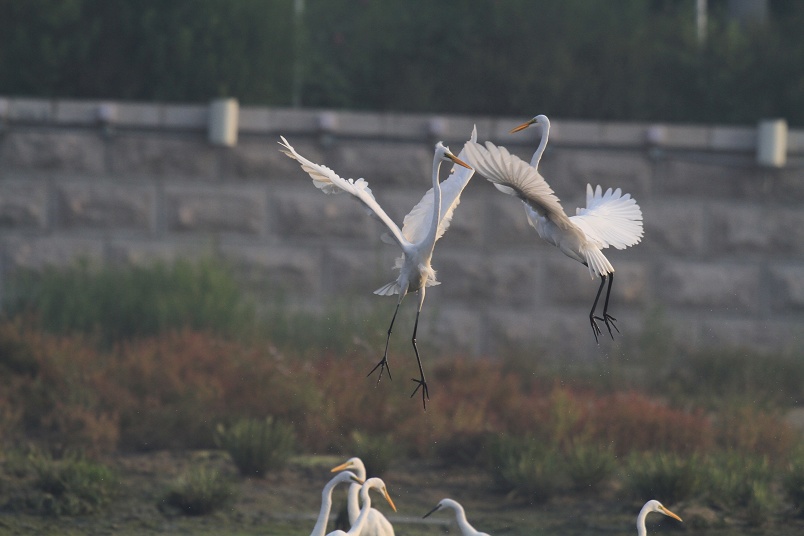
(279, 132, 475, 408)
(326, 477, 397, 536)
(423, 498, 491, 536)
(636, 500, 682, 536)
(310, 471, 363, 536)
(331, 457, 394, 536)
(464, 115, 643, 341)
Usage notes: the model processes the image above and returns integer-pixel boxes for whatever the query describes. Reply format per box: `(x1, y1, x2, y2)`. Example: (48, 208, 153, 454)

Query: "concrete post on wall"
(208, 98, 239, 146)
(756, 118, 787, 168)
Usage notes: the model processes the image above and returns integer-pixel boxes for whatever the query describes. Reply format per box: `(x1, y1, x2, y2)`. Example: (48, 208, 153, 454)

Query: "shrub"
(783, 449, 804, 517)
(163, 466, 234, 516)
(562, 441, 616, 492)
(487, 436, 563, 504)
(346, 431, 400, 477)
(11, 451, 119, 516)
(4, 257, 256, 345)
(215, 417, 296, 477)
(704, 452, 776, 525)
(625, 452, 702, 505)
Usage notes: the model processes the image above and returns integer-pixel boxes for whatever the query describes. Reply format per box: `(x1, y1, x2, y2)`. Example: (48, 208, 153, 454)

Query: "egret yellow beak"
(660, 505, 682, 522)
(330, 462, 352, 473)
(381, 488, 397, 512)
(447, 153, 472, 170)
(510, 118, 537, 133)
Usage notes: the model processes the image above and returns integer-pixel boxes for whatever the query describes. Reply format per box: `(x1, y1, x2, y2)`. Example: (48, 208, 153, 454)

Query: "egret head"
(331, 457, 362, 474)
(363, 477, 397, 512)
(434, 142, 472, 170)
(647, 500, 682, 522)
(510, 114, 550, 134)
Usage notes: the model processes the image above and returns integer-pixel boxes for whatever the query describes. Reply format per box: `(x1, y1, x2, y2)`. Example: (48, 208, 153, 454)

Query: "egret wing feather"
(570, 184, 644, 250)
(279, 137, 409, 248)
(464, 140, 572, 229)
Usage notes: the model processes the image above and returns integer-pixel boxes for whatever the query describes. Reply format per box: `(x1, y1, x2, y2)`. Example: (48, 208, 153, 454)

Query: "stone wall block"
(641, 199, 705, 256)
(654, 158, 756, 198)
(219, 244, 322, 297)
(435, 252, 537, 307)
(167, 186, 265, 235)
(0, 180, 49, 228)
(657, 261, 760, 310)
(58, 182, 155, 230)
(110, 136, 217, 178)
(324, 245, 396, 297)
(769, 265, 804, 311)
(709, 204, 773, 255)
(107, 239, 211, 266)
(771, 208, 804, 255)
(273, 188, 377, 241)
(2, 132, 105, 173)
(2, 235, 105, 270)
(8, 98, 53, 122)
(553, 149, 652, 200)
(327, 141, 432, 186)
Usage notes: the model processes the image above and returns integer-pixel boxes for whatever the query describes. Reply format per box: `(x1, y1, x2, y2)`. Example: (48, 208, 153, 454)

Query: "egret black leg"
(368, 298, 401, 384)
(589, 275, 606, 343)
(408, 290, 429, 410)
(595, 272, 619, 338)
(408, 308, 430, 410)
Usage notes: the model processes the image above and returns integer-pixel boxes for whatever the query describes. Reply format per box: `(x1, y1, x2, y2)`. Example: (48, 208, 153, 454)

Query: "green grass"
(4, 257, 256, 345)
(163, 466, 234, 516)
(215, 417, 296, 478)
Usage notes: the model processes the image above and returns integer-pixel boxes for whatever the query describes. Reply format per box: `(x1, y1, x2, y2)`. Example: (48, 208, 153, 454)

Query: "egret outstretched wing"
(570, 184, 644, 250)
(464, 140, 572, 230)
(279, 136, 408, 248)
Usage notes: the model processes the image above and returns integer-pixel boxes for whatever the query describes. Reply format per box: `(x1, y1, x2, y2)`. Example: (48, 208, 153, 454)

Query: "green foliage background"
(2, 0, 803, 125)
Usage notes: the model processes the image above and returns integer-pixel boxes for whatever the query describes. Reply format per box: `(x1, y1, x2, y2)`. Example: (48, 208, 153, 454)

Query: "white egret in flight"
(636, 500, 682, 536)
(326, 477, 397, 536)
(464, 115, 643, 341)
(423, 498, 491, 536)
(331, 457, 394, 536)
(279, 132, 475, 408)
(310, 471, 362, 536)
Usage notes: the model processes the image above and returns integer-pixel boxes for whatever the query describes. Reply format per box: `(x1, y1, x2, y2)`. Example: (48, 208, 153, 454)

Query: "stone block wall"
(0, 96, 802, 359)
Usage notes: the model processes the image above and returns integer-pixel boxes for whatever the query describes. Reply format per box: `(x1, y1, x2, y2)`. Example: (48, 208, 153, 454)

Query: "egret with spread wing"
(464, 115, 643, 341)
(279, 132, 475, 408)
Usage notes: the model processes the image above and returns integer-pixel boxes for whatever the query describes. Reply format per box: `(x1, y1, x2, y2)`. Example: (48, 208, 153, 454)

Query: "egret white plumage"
(279, 132, 475, 408)
(326, 477, 397, 536)
(309, 471, 362, 536)
(331, 457, 394, 536)
(636, 500, 682, 536)
(464, 115, 643, 341)
(423, 498, 491, 536)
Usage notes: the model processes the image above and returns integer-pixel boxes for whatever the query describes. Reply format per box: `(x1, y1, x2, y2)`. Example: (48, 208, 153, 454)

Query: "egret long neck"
(423, 156, 443, 251)
(348, 485, 373, 535)
(530, 118, 550, 169)
(636, 504, 650, 536)
(310, 479, 338, 536)
(346, 482, 360, 524)
(452, 503, 475, 535)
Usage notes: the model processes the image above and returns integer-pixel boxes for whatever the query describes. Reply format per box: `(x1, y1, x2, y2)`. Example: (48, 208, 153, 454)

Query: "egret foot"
(367, 356, 392, 384)
(594, 313, 619, 339)
(589, 314, 604, 343)
(410, 377, 429, 410)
